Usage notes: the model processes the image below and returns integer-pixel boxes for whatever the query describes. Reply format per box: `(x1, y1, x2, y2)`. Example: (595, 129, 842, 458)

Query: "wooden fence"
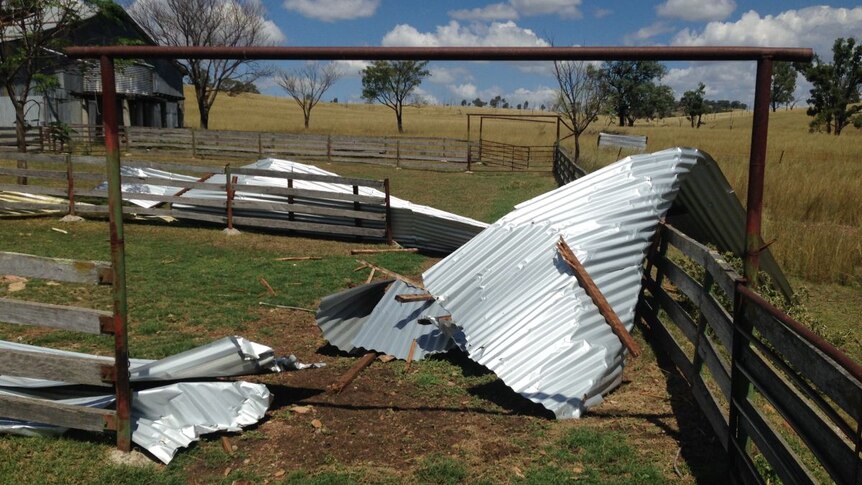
(0, 251, 131, 449)
(0, 152, 392, 242)
(640, 223, 862, 484)
(552, 144, 587, 185)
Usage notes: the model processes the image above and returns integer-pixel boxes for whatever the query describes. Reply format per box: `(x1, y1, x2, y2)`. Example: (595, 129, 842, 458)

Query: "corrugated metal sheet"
(351, 280, 454, 360)
(0, 337, 290, 463)
(117, 158, 487, 253)
(598, 132, 648, 150)
(423, 147, 714, 418)
(316, 279, 393, 353)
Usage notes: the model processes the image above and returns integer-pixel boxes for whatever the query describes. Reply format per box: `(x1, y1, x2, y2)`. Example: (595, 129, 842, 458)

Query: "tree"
(460, 99, 467, 106)
(553, 60, 608, 161)
(798, 37, 862, 135)
(361, 60, 429, 133)
(221, 79, 260, 96)
(600, 61, 667, 126)
(631, 84, 676, 122)
(523, 100, 529, 110)
(680, 83, 707, 128)
(771, 62, 797, 112)
(0, 0, 97, 152)
(129, 0, 277, 129)
(277, 62, 340, 129)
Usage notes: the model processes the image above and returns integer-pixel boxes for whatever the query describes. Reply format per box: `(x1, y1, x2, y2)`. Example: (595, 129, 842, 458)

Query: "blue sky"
(153, 1, 862, 107)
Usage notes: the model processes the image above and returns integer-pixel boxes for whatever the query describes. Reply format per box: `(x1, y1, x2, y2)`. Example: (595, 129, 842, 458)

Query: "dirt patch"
(180, 308, 726, 483)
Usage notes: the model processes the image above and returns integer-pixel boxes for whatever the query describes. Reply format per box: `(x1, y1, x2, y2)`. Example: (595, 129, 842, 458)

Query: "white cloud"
(282, 0, 379, 22)
(665, 62, 811, 108)
(624, 21, 673, 44)
(382, 20, 549, 47)
(671, 6, 862, 56)
(332, 60, 371, 77)
(450, 83, 478, 100)
(594, 8, 612, 19)
(261, 19, 286, 44)
(449, 3, 518, 21)
(507, 86, 558, 108)
(448, 0, 581, 20)
(411, 87, 438, 105)
(429, 67, 472, 85)
(656, 0, 735, 22)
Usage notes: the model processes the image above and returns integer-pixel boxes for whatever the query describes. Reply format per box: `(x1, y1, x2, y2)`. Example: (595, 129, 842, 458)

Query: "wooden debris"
(274, 256, 322, 261)
(310, 419, 322, 429)
(556, 237, 641, 357)
(258, 302, 314, 313)
(327, 352, 377, 394)
(258, 277, 277, 296)
(405, 339, 418, 371)
(377, 354, 396, 363)
(365, 268, 376, 284)
(289, 405, 313, 414)
(355, 259, 424, 289)
(395, 293, 434, 303)
(50, 227, 68, 234)
(220, 436, 233, 455)
(350, 248, 418, 255)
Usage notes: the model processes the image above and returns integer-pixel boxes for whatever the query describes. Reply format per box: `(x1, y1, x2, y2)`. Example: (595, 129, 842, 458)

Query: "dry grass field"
(187, 86, 862, 286)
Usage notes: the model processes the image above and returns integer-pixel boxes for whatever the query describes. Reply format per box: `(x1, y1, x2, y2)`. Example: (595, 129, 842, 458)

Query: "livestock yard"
(1, 91, 860, 484)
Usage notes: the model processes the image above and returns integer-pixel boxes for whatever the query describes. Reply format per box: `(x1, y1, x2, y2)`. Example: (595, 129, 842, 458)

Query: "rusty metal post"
(100, 55, 131, 453)
(384, 178, 393, 245)
(743, 57, 773, 288)
(65, 154, 76, 216)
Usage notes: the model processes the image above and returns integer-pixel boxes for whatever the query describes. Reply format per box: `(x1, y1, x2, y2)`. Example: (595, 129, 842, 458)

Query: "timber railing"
(0, 152, 393, 242)
(552, 144, 587, 185)
(27, 124, 557, 172)
(0, 251, 131, 449)
(639, 222, 862, 484)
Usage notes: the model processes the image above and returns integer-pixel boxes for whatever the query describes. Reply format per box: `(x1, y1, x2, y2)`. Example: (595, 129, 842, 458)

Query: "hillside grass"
(185, 86, 862, 285)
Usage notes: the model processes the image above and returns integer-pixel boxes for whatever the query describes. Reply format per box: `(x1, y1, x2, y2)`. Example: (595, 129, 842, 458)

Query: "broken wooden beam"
(258, 277, 277, 296)
(355, 259, 424, 289)
(258, 302, 315, 313)
(274, 256, 322, 262)
(350, 248, 419, 255)
(327, 352, 377, 394)
(395, 293, 435, 302)
(405, 340, 417, 371)
(556, 237, 642, 358)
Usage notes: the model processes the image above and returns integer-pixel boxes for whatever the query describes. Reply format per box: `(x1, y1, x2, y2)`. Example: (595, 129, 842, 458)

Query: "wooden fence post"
(39, 126, 45, 153)
(327, 135, 332, 162)
(353, 184, 362, 239)
(466, 141, 472, 172)
(191, 129, 197, 158)
(384, 178, 393, 245)
(287, 178, 294, 221)
(225, 164, 234, 231)
(258, 133, 263, 158)
(396, 139, 401, 169)
(66, 154, 76, 216)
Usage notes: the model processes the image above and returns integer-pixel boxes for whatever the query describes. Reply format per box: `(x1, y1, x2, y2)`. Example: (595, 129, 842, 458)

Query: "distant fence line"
(0, 125, 556, 172)
(0, 152, 393, 241)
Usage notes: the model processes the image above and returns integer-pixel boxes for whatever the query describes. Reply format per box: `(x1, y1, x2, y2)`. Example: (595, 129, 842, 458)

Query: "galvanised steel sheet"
(423, 147, 721, 418)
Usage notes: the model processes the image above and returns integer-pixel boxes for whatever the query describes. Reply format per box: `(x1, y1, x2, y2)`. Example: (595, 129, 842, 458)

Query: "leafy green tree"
(0, 0, 100, 152)
(798, 37, 862, 135)
(680, 82, 707, 128)
(361, 60, 429, 133)
(221, 79, 260, 96)
(631, 84, 676, 122)
(471, 97, 485, 107)
(600, 61, 667, 126)
(771, 62, 797, 112)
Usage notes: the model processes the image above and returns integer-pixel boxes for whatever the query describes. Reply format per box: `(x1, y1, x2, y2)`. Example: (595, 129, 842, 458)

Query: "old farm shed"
(0, 5, 184, 133)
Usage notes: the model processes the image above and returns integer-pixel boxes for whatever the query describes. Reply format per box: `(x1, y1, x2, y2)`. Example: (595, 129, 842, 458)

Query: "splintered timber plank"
(327, 352, 377, 394)
(0, 394, 114, 432)
(556, 237, 641, 357)
(0, 298, 111, 334)
(0, 252, 111, 285)
(355, 260, 424, 289)
(395, 293, 434, 302)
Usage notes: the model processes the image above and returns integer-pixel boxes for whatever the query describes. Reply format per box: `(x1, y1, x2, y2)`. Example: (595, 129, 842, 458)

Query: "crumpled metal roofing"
(422, 147, 745, 418)
(316, 279, 456, 360)
(0, 336, 291, 462)
(116, 158, 487, 253)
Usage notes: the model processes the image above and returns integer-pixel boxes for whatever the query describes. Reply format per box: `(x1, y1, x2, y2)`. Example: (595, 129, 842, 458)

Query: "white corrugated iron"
(423, 147, 770, 418)
(598, 132, 648, 151)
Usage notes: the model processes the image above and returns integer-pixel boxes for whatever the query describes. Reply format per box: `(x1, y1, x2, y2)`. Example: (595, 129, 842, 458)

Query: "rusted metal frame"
(65, 46, 813, 62)
(383, 178, 393, 245)
(99, 55, 131, 452)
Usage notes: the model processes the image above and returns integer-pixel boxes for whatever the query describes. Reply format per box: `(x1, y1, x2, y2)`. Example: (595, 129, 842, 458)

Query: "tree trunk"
(197, 92, 210, 130)
(574, 134, 581, 162)
(396, 108, 404, 134)
(618, 113, 625, 127)
(304, 112, 310, 129)
(14, 100, 28, 184)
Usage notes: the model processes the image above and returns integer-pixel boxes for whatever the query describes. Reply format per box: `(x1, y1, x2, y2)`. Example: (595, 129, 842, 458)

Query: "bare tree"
(277, 62, 341, 129)
(128, 0, 277, 129)
(553, 60, 608, 161)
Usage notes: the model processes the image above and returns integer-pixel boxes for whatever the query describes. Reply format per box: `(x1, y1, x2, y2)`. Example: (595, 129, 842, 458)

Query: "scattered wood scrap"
(327, 352, 377, 394)
(258, 302, 315, 313)
(350, 248, 418, 255)
(258, 277, 277, 296)
(365, 268, 376, 284)
(274, 256, 322, 261)
(556, 237, 641, 357)
(405, 339, 417, 371)
(395, 293, 434, 302)
(355, 259, 424, 289)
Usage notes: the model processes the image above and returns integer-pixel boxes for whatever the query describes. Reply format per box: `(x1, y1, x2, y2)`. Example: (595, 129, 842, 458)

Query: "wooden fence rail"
(641, 222, 862, 484)
(0, 153, 393, 242)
